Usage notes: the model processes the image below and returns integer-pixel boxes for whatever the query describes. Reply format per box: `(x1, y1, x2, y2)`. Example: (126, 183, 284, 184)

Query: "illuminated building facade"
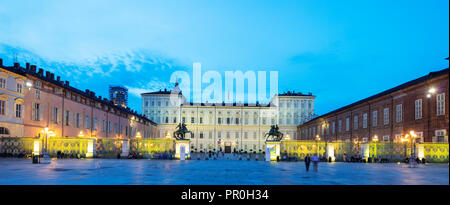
(0, 59, 159, 140)
(298, 68, 449, 143)
(0, 61, 26, 138)
(142, 84, 316, 153)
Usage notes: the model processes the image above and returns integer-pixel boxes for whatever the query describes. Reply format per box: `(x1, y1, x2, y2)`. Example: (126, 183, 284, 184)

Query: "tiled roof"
(0, 60, 157, 125)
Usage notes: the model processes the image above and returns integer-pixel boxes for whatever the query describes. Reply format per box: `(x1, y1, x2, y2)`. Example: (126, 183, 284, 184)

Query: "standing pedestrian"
(304, 154, 311, 171)
(312, 154, 319, 172)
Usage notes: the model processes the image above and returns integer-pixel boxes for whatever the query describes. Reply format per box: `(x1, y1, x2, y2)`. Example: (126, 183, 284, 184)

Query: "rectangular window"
(200, 132, 204, 139)
(218, 118, 222, 124)
(0, 100, 5, 115)
(235, 118, 239, 124)
(182, 117, 186, 123)
(199, 117, 203, 124)
(332, 122, 335, 134)
(363, 113, 368, 128)
(383, 135, 389, 141)
(76, 113, 80, 128)
(338, 120, 342, 133)
(15, 104, 22, 118)
(345, 118, 350, 131)
(227, 118, 230, 125)
(383, 108, 389, 125)
(35, 90, 40, 99)
(353, 116, 358, 130)
(35, 81, 42, 88)
(85, 116, 90, 129)
(65, 110, 70, 126)
(437, 93, 445, 116)
(33, 103, 41, 121)
(52, 107, 59, 124)
(415, 99, 422, 119)
(396, 104, 402, 122)
(191, 117, 195, 123)
(16, 83, 23, 93)
(0, 78, 6, 89)
(93, 118, 98, 131)
(435, 129, 447, 143)
(372, 110, 378, 126)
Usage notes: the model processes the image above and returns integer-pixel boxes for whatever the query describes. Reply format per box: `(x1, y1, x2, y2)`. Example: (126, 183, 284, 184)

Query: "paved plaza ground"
(0, 158, 448, 185)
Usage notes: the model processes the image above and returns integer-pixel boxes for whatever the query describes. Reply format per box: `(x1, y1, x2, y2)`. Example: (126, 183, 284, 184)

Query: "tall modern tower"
(109, 85, 128, 108)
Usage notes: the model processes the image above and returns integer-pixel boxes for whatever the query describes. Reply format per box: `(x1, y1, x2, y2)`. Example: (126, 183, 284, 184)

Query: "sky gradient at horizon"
(0, 0, 448, 115)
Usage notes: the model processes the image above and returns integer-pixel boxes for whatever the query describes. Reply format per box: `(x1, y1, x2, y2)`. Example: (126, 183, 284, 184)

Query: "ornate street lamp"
(372, 135, 379, 162)
(41, 127, 54, 163)
(426, 87, 436, 143)
(409, 130, 418, 168)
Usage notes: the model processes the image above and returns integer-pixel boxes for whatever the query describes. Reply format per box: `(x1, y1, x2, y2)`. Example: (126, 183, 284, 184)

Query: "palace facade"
(0, 59, 159, 142)
(297, 68, 449, 143)
(141, 83, 316, 153)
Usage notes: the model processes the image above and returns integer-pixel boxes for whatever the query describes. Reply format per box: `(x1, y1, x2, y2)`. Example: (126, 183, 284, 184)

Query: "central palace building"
(141, 83, 316, 153)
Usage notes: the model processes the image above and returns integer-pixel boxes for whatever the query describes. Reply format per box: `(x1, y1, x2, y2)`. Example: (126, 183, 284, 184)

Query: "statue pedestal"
(175, 140, 190, 160)
(265, 141, 281, 161)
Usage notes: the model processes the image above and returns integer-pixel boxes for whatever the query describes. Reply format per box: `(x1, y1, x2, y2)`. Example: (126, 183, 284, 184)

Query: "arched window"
(0, 127, 10, 135)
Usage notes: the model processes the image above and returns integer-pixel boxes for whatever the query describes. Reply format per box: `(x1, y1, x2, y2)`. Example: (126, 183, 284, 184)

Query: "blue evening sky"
(0, 0, 448, 115)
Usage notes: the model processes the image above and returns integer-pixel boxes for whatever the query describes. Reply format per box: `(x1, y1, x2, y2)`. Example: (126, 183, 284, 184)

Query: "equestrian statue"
(265, 124, 284, 141)
(173, 122, 192, 140)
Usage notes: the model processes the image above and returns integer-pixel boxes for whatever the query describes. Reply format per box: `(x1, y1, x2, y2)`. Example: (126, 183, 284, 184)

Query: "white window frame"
(383, 108, 389, 125)
(0, 77, 6, 89)
(15, 103, 22, 118)
(396, 104, 402, 122)
(345, 118, 350, 132)
(437, 93, 445, 116)
(363, 113, 368, 128)
(372, 110, 378, 126)
(415, 99, 422, 119)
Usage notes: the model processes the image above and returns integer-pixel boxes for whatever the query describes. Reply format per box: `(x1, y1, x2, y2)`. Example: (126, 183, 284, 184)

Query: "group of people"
(404, 157, 426, 164)
(304, 154, 320, 172)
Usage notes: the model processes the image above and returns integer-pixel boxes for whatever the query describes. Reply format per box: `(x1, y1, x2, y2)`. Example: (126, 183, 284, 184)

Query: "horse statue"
(265, 124, 284, 141)
(173, 122, 192, 140)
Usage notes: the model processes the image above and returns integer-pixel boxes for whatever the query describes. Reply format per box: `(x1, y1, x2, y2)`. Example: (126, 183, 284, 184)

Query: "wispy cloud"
(0, 43, 187, 113)
(126, 78, 173, 97)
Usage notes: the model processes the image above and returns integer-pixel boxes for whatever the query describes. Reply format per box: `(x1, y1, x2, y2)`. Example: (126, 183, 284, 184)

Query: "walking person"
(312, 154, 319, 172)
(304, 154, 311, 171)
